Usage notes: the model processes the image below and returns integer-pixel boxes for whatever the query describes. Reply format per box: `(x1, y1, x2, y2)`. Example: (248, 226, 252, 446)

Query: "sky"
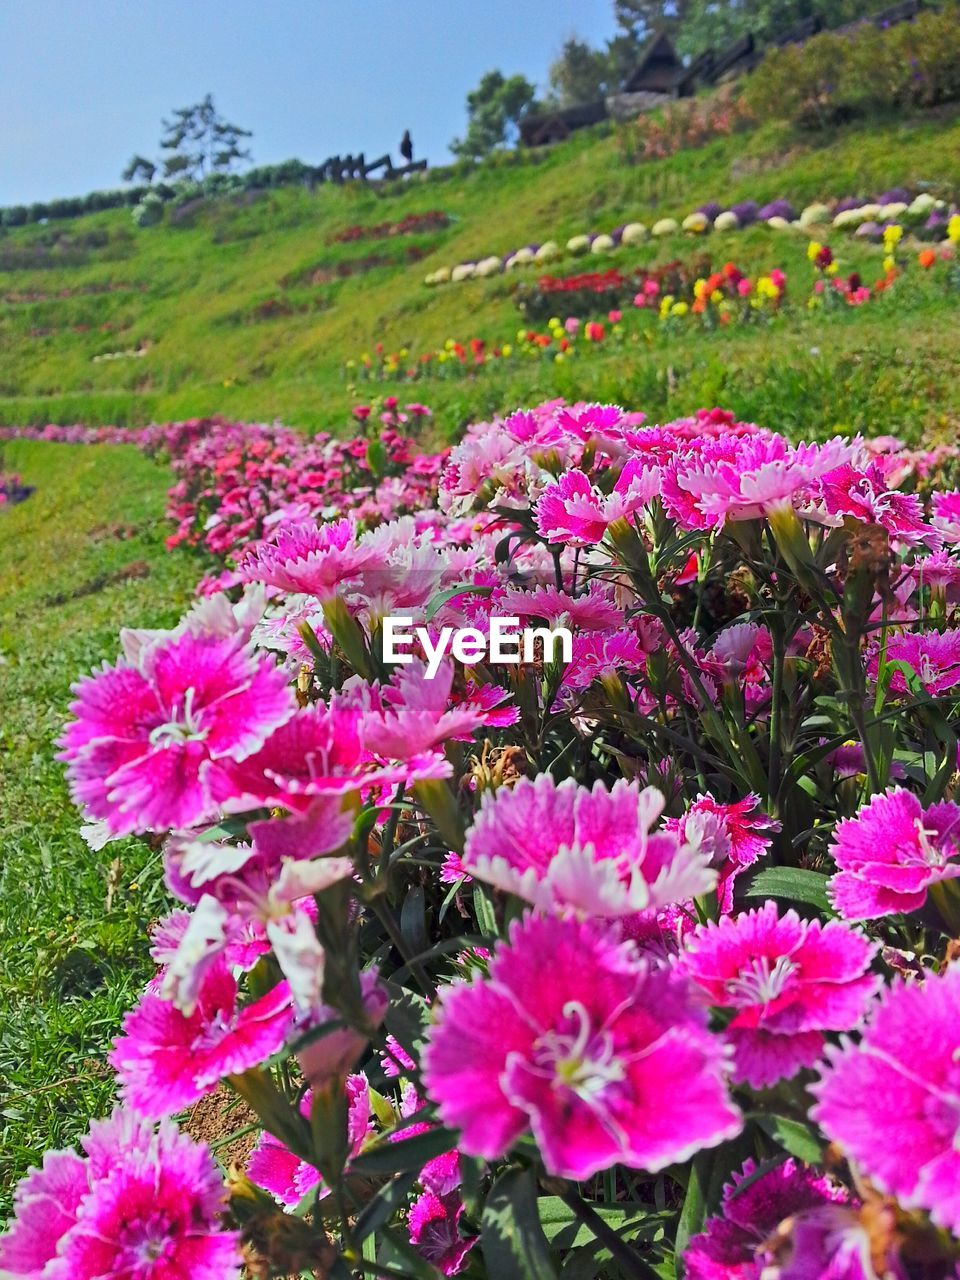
(0, 0, 620, 206)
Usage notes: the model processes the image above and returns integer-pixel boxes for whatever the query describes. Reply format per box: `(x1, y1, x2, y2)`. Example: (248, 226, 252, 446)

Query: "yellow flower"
(516, 328, 527, 343)
(548, 317, 561, 329)
(883, 254, 895, 273)
(502, 343, 512, 357)
(883, 224, 903, 251)
(694, 278, 708, 300)
(826, 262, 838, 276)
(671, 301, 689, 317)
(807, 240, 822, 262)
(756, 277, 779, 300)
(948, 214, 960, 244)
(710, 289, 723, 304)
(554, 352, 565, 363)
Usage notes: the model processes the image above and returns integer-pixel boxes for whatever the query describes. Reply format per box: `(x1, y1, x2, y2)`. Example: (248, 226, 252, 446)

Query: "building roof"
(623, 32, 685, 93)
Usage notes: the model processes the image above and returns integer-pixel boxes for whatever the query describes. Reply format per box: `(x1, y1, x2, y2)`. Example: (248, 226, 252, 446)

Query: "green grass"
(1, 106, 959, 1207)
(0, 441, 196, 1204)
(0, 108, 958, 432)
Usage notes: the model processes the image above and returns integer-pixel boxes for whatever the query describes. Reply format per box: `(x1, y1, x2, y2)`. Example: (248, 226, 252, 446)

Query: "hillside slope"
(1, 109, 959, 435)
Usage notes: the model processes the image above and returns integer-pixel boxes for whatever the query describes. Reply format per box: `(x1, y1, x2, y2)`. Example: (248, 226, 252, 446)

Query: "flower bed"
(331, 210, 451, 243)
(425, 197, 959, 287)
(358, 244, 957, 380)
(6, 395, 960, 1276)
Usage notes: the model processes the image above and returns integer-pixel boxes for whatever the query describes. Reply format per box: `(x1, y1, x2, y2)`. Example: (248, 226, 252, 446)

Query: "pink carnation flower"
(408, 1191, 476, 1276)
(662, 433, 853, 529)
(817, 462, 940, 549)
(685, 1158, 869, 1280)
(0, 1110, 240, 1279)
(238, 516, 372, 599)
(204, 695, 448, 814)
(867, 628, 960, 697)
(677, 902, 879, 1087)
(667, 793, 779, 911)
(110, 958, 293, 1117)
(827, 787, 960, 920)
(812, 965, 960, 1235)
(931, 491, 960, 544)
(534, 460, 660, 546)
(422, 912, 741, 1179)
(461, 775, 717, 917)
(248, 1073, 371, 1208)
(60, 630, 294, 835)
(362, 660, 508, 759)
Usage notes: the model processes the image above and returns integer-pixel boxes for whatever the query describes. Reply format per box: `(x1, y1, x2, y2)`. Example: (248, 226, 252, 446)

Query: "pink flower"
(867, 628, 960, 697)
(422, 912, 741, 1178)
(676, 902, 879, 1087)
(0, 1110, 240, 1279)
(932, 491, 960, 543)
(238, 517, 372, 599)
(827, 787, 960, 920)
(294, 969, 388, 1088)
(408, 1191, 476, 1276)
(812, 965, 960, 1235)
(204, 695, 446, 815)
(248, 1074, 371, 1208)
(60, 630, 294, 835)
(685, 1158, 864, 1280)
(662, 433, 853, 529)
(362, 660, 504, 759)
(817, 462, 939, 549)
(110, 959, 293, 1118)
(461, 775, 717, 917)
(564, 316, 580, 334)
(668, 793, 779, 911)
(535, 460, 660, 546)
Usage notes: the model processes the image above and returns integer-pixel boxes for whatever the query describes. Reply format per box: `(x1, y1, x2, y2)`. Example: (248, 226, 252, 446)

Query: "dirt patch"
(43, 559, 150, 607)
(183, 1086, 258, 1170)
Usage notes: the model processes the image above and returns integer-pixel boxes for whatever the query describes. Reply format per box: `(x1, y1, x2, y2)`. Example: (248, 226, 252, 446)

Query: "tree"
(546, 37, 614, 106)
(450, 71, 538, 159)
(159, 94, 253, 181)
(613, 0, 693, 44)
(121, 154, 157, 185)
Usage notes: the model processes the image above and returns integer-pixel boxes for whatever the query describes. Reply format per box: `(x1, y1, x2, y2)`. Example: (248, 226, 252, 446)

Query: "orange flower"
(918, 248, 937, 269)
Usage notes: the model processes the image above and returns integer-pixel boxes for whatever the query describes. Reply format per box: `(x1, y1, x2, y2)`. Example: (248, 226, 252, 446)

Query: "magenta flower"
(408, 1191, 476, 1276)
(461, 775, 717, 917)
(422, 913, 741, 1179)
(932, 491, 960, 544)
(110, 959, 293, 1118)
(812, 965, 960, 1235)
(535, 460, 660, 546)
(685, 1158, 863, 1280)
(667, 793, 779, 911)
(662, 433, 853, 529)
(60, 630, 294, 835)
(827, 787, 960, 920)
(248, 1073, 371, 1208)
(0, 1110, 240, 1279)
(238, 516, 372, 599)
(677, 902, 878, 1087)
(204, 695, 447, 815)
(867, 628, 960, 697)
(362, 660, 506, 760)
(817, 462, 940, 549)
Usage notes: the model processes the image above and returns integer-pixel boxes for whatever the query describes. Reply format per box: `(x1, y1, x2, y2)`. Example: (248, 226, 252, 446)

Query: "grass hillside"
(1, 108, 959, 436)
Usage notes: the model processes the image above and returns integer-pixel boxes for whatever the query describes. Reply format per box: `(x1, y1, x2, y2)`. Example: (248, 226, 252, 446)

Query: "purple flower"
(759, 200, 796, 222)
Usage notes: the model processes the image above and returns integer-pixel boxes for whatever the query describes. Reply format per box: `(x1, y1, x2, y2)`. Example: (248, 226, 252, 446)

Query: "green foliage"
(158, 93, 253, 182)
(450, 71, 539, 158)
(545, 37, 618, 107)
(742, 4, 960, 127)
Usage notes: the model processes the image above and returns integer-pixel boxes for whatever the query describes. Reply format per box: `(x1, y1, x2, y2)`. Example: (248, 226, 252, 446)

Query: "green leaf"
(350, 1125, 457, 1176)
(537, 1197, 660, 1249)
(674, 1151, 710, 1280)
(741, 867, 830, 911)
(424, 582, 492, 621)
(751, 1112, 824, 1164)
(473, 884, 499, 937)
(481, 1166, 559, 1280)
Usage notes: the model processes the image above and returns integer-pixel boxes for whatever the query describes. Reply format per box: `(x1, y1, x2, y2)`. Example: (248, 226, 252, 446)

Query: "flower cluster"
(8, 396, 960, 1278)
(331, 210, 451, 243)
